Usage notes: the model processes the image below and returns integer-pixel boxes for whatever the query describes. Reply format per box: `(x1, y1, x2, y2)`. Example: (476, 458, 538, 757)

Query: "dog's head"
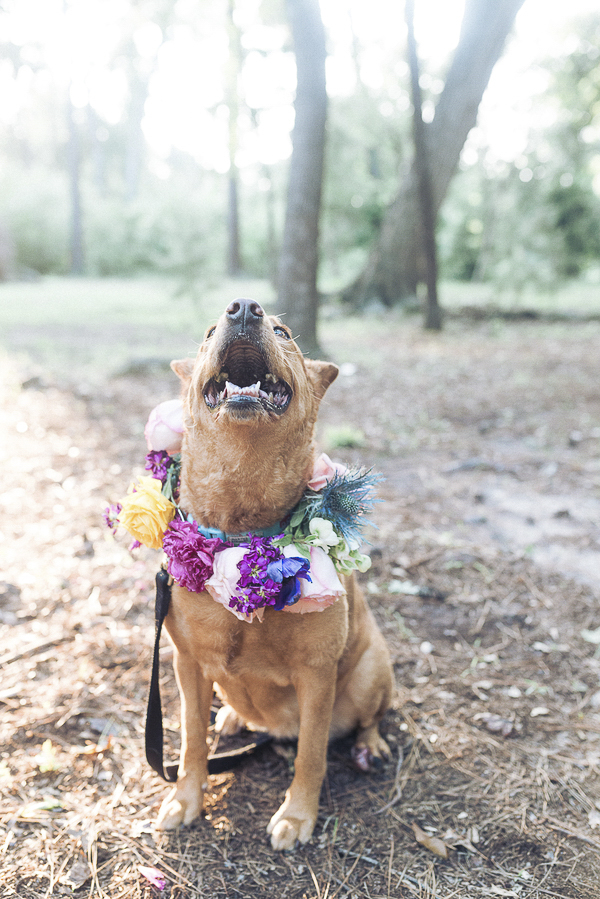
(171, 299, 338, 433)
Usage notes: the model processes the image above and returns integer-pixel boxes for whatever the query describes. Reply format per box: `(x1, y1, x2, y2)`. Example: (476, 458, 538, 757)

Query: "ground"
(2, 301, 600, 898)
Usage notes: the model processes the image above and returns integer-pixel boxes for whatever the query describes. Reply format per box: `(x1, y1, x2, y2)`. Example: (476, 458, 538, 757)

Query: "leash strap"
(145, 568, 273, 783)
(145, 567, 178, 782)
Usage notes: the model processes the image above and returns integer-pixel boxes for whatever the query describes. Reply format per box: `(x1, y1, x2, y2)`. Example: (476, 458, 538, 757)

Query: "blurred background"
(0, 0, 599, 345)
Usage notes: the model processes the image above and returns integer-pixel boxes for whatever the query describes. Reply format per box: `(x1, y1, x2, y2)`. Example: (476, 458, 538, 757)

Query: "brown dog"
(155, 298, 393, 850)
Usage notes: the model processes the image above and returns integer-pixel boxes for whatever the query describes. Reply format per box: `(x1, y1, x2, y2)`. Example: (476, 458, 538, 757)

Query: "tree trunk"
(343, 0, 525, 307)
(276, 0, 327, 357)
(67, 95, 84, 275)
(226, 0, 243, 276)
(406, 0, 441, 330)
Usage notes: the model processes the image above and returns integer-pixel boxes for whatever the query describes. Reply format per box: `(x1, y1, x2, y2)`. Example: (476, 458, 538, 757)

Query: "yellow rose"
(118, 476, 175, 549)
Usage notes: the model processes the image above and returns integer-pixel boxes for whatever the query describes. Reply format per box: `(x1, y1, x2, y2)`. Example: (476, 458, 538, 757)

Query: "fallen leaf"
(34, 739, 60, 772)
(61, 855, 91, 888)
(588, 810, 600, 829)
(38, 797, 64, 811)
(530, 707, 550, 717)
(19, 798, 64, 819)
(73, 735, 114, 756)
(442, 828, 477, 853)
(489, 887, 518, 897)
(411, 822, 448, 858)
(479, 713, 521, 737)
(581, 627, 600, 644)
(388, 579, 422, 595)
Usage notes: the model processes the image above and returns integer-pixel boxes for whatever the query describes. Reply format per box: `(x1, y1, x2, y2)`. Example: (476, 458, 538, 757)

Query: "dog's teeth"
(268, 392, 274, 403)
(225, 380, 261, 398)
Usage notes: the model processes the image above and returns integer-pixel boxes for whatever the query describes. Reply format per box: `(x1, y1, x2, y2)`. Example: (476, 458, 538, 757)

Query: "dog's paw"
(214, 704, 245, 736)
(352, 730, 392, 772)
(155, 782, 205, 831)
(267, 803, 316, 851)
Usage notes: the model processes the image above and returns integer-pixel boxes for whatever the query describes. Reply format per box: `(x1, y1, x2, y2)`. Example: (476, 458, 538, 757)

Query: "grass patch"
(2, 274, 600, 386)
(323, 424, 366, 451)
(0, 276, 276, 384)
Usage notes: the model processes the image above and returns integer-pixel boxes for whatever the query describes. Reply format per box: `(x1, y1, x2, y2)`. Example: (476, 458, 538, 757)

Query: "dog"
(155, 298, 394, 850)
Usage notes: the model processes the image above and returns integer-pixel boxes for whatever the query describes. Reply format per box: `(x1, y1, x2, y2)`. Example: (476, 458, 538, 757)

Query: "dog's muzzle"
(202, 299, 293, 416)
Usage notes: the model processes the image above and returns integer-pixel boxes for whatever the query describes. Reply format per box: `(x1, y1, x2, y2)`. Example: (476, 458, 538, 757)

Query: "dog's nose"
(225, 298, 264, 329)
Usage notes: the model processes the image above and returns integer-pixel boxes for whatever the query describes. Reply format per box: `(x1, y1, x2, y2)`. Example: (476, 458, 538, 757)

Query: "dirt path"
(2, 315, 600, 898)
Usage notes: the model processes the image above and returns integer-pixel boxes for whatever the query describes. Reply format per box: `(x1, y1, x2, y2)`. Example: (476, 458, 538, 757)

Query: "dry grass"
(2, 313, 600, 898)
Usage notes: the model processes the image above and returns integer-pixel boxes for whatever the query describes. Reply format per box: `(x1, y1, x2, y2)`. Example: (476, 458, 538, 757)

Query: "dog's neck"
(179, 423, 316, 535)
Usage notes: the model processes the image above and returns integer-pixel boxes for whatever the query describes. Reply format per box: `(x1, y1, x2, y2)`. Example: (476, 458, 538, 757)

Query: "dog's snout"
(226, 298, 264, 330)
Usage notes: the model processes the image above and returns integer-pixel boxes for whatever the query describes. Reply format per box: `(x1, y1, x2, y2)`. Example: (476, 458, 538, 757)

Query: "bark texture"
(344, 0, 525, 308)
(276, 0, 327, 357)
(406, 0, 441, 330)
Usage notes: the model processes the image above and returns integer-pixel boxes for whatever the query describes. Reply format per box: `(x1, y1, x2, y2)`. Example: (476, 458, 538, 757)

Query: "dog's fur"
(155, 299, 394, 850)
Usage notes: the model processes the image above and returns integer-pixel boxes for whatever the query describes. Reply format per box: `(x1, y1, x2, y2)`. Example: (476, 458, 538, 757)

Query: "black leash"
(145, 568, 272, 782)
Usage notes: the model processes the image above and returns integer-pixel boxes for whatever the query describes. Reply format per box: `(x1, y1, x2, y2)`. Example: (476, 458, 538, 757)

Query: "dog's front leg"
(155, 649, 212, 830)
(267, 667, 336, 850)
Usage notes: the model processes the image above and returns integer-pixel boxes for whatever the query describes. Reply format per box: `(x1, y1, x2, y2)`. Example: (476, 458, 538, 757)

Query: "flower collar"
(105, 400, 380, 623)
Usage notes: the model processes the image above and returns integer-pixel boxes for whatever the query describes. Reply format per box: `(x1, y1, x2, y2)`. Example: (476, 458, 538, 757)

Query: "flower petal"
(138, 866, 166, 890)
(145, 400, 184, 453)
(283, 546, 345, 614)
(307, 453, 348, 491)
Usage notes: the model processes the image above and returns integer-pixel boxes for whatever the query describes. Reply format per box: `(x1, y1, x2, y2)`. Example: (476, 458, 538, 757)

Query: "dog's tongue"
(225, 380, 261, 398)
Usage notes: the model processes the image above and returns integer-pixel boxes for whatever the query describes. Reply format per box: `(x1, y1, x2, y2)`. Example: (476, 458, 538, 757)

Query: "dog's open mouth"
(203, 341, 292, 416)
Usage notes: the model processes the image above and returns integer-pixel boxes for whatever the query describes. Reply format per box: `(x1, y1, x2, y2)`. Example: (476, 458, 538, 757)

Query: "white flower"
(308, 517, 340, 549)
(330, 539, 371, 574)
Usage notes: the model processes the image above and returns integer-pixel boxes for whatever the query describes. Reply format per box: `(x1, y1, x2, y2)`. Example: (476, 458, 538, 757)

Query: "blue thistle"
(290, 468, 381, 544)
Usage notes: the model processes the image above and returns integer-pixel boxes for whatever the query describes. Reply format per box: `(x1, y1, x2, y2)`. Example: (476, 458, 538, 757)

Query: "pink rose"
(284, 546, 345, 614)
(205, 547, 265, 623)
(307, 453, 347, 492)
(145, 399, 184, 454)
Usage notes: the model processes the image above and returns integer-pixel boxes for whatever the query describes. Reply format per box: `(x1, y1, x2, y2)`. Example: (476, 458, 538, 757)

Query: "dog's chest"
(169, 596, 296, 684)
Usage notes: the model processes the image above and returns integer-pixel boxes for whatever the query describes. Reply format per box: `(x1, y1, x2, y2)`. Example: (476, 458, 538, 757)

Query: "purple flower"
(103, 503, 122, 534)
(230, 535, 284, 615)
(267, 555, 312, 610)
(162, 519, 223, 594)
(145, 450, 172, 483)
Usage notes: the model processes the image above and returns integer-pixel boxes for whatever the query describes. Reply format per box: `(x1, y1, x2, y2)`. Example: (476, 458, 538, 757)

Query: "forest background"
(1, 0, 600, 336)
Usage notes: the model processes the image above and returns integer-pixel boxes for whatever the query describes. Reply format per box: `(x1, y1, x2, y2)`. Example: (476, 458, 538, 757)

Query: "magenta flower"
(103, 503, 122, 534)
(162, 519, 223, 594)
(145, 450, 171, 483)
(138, 865, 166, 890)
(230, 535, 283, 616)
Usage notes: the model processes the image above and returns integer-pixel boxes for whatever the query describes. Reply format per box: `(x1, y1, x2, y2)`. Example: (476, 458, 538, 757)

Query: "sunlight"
(0, 0, 598, 170)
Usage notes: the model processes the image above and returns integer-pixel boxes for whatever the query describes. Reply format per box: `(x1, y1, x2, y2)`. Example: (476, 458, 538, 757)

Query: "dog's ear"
(305, 359, 339, 401)
(170, 358, 195, 392)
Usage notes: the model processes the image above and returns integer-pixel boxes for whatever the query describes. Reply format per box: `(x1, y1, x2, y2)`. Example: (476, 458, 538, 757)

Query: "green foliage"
(323, 425, 366, 451)
(0, 165, 70, 275)
(320, 92, 409, 288)
(440, 12, 600, 292)
(84, 173, 227, 279)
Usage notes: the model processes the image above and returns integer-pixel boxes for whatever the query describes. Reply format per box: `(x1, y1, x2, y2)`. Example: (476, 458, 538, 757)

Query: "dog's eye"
(273, 326, 291, 340)
(205, 326, 216, 340)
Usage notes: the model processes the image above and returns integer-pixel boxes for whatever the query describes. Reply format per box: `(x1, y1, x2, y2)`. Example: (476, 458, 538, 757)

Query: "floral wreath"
(105, 400, 380, 623)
